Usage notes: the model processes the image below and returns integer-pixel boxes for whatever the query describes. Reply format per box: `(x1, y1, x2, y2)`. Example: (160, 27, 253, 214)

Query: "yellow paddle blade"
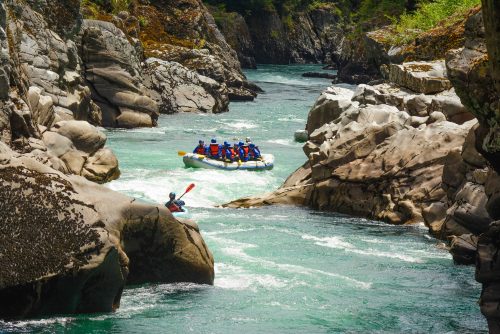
(178, 150, 187, 156)
(198, 154, 206, 159)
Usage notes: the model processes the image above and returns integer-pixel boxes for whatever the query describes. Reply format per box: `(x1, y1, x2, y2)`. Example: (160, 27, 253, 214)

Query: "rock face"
(212, 10, 256, 69)
(0, 144, 214, 319)
(227, 73, 476, 227)
(443, 4, 500, 332)
(80, 20, 159, 128)
(211, 6, 341, 65)
(144, 58, 229, 114)
(135, 0, 259, 101)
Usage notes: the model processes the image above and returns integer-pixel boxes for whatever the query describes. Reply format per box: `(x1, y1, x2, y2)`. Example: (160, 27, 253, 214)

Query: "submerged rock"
(0, 144, 214, 319)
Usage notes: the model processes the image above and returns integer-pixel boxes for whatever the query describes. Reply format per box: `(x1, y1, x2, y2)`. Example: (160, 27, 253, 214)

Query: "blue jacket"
(249, 147, 261, 159)
(193, 145, 207, 155)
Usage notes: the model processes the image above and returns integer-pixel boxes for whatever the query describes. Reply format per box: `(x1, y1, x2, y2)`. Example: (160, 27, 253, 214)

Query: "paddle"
(178, 183, 195, 200)
(178, 150, 205, 159)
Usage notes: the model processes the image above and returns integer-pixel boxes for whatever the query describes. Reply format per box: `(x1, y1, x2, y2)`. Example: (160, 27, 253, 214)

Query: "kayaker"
(165, 192, 185, 212)
(239, 141, 249, 162)
(208, 138, 221, 159)
(248, 143, 261, 160)
(193, 140, 207, 155)
(222, 141, 233, 162)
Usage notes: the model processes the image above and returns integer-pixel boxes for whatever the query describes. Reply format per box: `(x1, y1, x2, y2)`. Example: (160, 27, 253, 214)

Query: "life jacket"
(242, 146, 249, 157)
(230, 147, 236, 158)
(195, 145, 205, 155)
(209, 143, 220, 156)
(167, 201, 181, 212)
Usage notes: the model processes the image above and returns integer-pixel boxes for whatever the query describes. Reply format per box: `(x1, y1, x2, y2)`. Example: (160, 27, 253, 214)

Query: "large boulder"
(144, 58, 229, 114)
(387, 61, 452, 94)
(41, 120, 120, 183)
(0, 144, 214, 319)
(79, 20, 159, 128)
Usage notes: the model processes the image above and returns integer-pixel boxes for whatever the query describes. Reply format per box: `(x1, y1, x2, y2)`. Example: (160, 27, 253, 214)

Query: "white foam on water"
(347, 248, 423, 263)
(302, 234, 354, 249)
(302, 234, 423, 263)
(215, 263, 286, 291)
(0, 317, 74, 330)
(108, 167, 279, 208)
(277, 117, 306, 123)
(209, 235, 371, 289)
(266, 139, 300, 147)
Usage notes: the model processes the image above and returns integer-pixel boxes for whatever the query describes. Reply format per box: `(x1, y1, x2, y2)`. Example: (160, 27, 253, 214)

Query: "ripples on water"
(2, 65, 486, 333)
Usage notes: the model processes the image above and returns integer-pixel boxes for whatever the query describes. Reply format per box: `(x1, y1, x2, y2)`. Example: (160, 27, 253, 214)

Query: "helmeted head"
(245, 137, 252, 143)
(169, 192, 176, 199)
(199, 140, 204, 145)
(238, 141, 244, 147)
(233, 143, 239, 148)
(211, 138, 217, 143)
(249, 143, 255, 148)
(224, 141, 230, 147)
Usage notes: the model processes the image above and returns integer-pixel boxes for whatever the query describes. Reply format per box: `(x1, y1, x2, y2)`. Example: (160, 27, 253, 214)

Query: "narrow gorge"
(0, 0, 499, 332)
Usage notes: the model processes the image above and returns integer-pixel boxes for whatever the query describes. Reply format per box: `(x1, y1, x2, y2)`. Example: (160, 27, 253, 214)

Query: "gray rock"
(80, 20, 159, 128)
(53, 120, 106, 154)
(0, 146, 214, 319)
(294, 130, 308, 143)
(388, 61, 452, 94)
(144, 58, 229, 114)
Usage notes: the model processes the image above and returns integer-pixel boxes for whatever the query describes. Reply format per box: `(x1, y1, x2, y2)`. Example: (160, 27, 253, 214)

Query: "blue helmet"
(224, 141, 230, 147)
(169, 192, 176, 198)
(249, 143, 255, 148)
(199, 140, 204, 144)
(211, 138, 217, 143)
(238, 141, 244, 146)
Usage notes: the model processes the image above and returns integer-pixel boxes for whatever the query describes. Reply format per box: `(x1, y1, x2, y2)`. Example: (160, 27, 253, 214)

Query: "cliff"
(0, 0, 216, 320)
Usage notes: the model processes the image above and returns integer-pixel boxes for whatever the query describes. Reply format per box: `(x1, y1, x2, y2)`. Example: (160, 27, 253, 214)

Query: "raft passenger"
(248, 143, 261, 160)
(208, 138, 221, 159)
(193, 140, 207, 155)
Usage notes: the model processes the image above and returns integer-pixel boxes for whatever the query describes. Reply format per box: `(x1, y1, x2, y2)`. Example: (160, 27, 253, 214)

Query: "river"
(1, 65, 487, 333)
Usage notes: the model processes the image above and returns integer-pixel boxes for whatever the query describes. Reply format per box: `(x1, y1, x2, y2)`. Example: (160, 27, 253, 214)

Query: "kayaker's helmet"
(169, 192, 176, 199)
(249, 143, 255, 148)
(245, 137, 252, 143)
(238, 141, 244, 146)
(224, 141, 230, 147)
(211, 138, 217, 143)
(199, 140, 204, 144)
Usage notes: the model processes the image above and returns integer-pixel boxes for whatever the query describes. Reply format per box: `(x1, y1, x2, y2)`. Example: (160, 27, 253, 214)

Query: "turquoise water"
(1, 65, 486, 333)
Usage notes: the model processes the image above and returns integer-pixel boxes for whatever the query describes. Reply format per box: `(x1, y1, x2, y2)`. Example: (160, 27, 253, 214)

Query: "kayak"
(172, 208, 189, 218)
(183, 153, 274, 171)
